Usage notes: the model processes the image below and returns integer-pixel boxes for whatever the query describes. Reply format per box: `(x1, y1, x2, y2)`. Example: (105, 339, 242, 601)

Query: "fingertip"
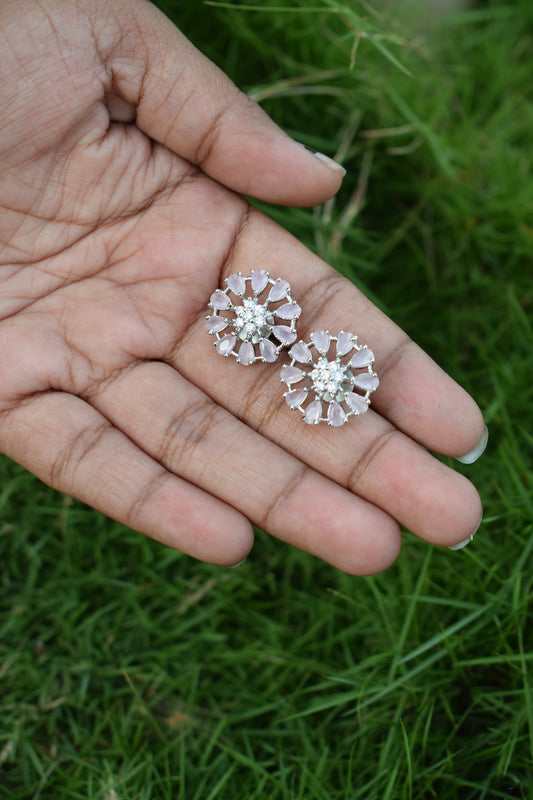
(428, 472, 483, 549)
(448, 508, 482, 550)
(346, 517, 402, 576)
(455, 424, 488, 464)
(328, 503, 403, 576)
(181, 506, 255, 567)
(204, 125, 347, 207)
(298, 142, 347, 177)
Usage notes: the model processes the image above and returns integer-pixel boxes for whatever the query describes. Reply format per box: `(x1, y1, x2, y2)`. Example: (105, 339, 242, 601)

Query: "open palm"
(0, 0, 485, 573)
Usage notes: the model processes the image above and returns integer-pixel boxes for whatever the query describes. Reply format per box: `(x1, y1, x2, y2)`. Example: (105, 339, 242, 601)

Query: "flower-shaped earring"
(281, 330, 379, 426)
(206, 271, 301, 364)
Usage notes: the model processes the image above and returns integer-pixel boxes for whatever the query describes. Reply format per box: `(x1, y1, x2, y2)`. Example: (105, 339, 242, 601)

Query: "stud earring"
(281, 330, 379, 426)
(206, 271, 301, 365)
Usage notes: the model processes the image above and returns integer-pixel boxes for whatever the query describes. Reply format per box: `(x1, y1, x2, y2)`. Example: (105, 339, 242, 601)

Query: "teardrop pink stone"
(280, 365, 304, 384)
(251, 269, 269, 293)
(285, 389, 307, 408)
(327, 401, 347, 427)
(215, 334, 237, 357)
(289, 341, 312, 363)
(269, 280, 290, 302)
(205, 315, 228, 334)
(336, 331, 355, 356)
(303, 400, 322, 425)
(346, 392, 369, 414)
(272, 325, 297, 345)
(226, 273, 246, 296)
(210, 291, 231, 310)
(352, 373, 379, 392)
(275, 303, 301, 320)
(259, 339, 278, 362)
(351, 348, 374, 369)
(237, 341, 255, 365)
(311, 330, 330, 353)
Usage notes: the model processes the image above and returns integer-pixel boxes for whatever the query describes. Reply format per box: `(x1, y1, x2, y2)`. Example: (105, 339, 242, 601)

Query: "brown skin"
(0, 0, 484, 573)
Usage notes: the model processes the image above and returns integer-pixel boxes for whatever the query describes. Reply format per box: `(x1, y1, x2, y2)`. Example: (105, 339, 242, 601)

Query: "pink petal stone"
(272, 325, 297, 345)
(346, 392, 369, 415)
(289, 341, 312, 363)
(209, 290, 231, 310)
(215, 333, 236, 357)
(303, 399, 322, 425)
(251, 269, 269, 294)
(311, 330, 331, 353)
(280, 365, 304, 384)
(275, 302, 301, 320)
(352, 372, 379, 392)
(336, 331, 355, 356)
(237, 341, 255, 365)
(226, 272, 246, 296)
(350, 348, 374, 369)
(285, 389, 307, 408)
(327, 401, 347, 427)
(205, 315, 228, 334)
(259, 338, 278, 362)
(269, 279, 290, 302)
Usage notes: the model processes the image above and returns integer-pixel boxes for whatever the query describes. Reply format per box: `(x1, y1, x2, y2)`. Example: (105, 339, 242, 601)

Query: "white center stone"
(233, 298, 273, 342)
(310, 357, 350, 400)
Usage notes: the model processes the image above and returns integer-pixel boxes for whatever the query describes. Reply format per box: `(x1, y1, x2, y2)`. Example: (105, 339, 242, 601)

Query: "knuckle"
(157, 397, 221, 468)
(259, 464, 308, 533)
(346, 429, 395, 492)
(48, 420, 110, 488)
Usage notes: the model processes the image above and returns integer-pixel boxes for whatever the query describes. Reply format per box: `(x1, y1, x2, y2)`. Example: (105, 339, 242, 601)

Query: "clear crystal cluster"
(281, 330, 379, 426)
(233, 298, 273, 341)
(206, 271, 301, 365)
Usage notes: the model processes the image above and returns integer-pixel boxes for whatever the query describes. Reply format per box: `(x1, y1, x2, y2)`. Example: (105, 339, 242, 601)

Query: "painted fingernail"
(448, 512, 483, 550)
(300, 143, 346, 176)
(456, 425, 489, 465)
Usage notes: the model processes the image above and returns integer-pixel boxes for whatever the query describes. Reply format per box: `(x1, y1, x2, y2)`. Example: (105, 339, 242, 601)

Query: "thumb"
(97, 0, 345, 207)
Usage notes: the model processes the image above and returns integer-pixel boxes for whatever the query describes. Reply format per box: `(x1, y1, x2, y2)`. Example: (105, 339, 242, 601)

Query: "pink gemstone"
(336, 331, 355, 356)
(327, 401, 347, 427)
(269, 280, 290, 302)
(209, 290, 231, 310)
(215, 333, 236, 357)
(303, 400, 322, 425)
(272, 325, 297, 345)
(352, 372, 379, 392)
(350, 348, 374, 368)
(259, 339, 278, 362)
(285, 389, 307, 408)
(226, 272, 246, 296)
(275, 302, 301, 320)
(346, 392, 369, 414)
(289, 341, 312, 363)
(237, 341, 255, 365)
(311, 330, 331, 353)
(205, 315, 228, 334)
(280, 365, 304, 384)
(251, 269, 269, 293)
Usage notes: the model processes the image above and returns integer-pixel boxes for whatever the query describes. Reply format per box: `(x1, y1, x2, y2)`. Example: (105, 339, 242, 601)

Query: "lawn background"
(1, 0, 532, 798)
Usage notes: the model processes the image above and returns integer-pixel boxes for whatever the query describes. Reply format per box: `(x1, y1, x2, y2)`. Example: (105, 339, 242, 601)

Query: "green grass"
(2, 0, 533, 797)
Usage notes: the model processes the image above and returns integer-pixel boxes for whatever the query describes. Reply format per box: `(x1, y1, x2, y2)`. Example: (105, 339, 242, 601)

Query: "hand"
(0, 0, 485, 574)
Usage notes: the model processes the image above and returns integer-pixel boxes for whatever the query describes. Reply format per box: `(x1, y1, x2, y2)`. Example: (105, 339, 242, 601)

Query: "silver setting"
(206, 271, 301, 365)
(281, 330, 379, 426)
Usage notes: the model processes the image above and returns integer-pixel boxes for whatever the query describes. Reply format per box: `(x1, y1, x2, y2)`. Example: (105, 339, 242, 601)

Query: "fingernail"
(456, 425, 489, 465)
(448, 512, 483, 551)
(229, 558, 246, 568)
(300, 143, 346, 176)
